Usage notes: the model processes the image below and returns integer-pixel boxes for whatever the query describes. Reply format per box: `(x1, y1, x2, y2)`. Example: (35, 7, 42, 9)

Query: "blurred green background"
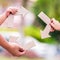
(24, 0, 60, 44)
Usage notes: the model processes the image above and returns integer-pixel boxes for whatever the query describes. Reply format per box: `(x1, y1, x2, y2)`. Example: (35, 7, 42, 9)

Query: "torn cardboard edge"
(38, 11, 51, 39)
(23, 41, 36, 50)
(40, 25, 51, 39)
(9, 36, 36, 50)
(1, 6, 29, 28)
(38, 11, 51, 24)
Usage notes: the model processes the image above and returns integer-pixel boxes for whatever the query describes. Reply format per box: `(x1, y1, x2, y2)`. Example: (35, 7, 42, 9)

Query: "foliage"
(24, 26, 57, 44)
(26, 0, 60, 44)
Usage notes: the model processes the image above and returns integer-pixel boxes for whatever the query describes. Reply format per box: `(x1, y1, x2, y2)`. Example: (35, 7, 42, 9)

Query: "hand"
(25, 50, 38, 58)
(50, 18, 60, 32)
(7, 42, 26, 57)
(5, 7, 17, 17)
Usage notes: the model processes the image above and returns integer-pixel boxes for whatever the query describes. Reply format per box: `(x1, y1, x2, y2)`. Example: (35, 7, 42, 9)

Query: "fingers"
(7, 7, 17, 15)
(19, 47, 25, 52)
(50, 23, 55, 29)
(25, 50, 38, 58)
(50, 28, 55, 32)
(50, 18, 55, 32)
(17, 46, 26, 56)
(50, 19, 55, 32)
(8, 42, 25, 57)
(50, 18, 60, 31)
(51, 18, 59, 24)
(9, 8, 17, 14)
(17, 48, 26, 56)
(19, 50, 26, 55)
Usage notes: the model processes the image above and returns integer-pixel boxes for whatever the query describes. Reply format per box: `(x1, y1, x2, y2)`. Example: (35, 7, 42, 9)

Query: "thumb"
(19, 47, 26, 55)
(50, 23, 55, 30)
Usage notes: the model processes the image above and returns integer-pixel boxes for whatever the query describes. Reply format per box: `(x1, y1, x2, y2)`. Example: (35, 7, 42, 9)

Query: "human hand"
(25, 50, 38, 58)
(7, 42, 25, 57)
(5, 7, 17, 17)
(50, 18, 60, 32)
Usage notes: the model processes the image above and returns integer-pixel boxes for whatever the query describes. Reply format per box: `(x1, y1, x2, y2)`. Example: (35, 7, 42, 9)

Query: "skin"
(0, 7, 25, 57)
(50, 18, 60, 32)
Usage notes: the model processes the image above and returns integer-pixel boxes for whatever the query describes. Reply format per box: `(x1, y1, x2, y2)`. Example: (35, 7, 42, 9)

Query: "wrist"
(5, 42, 12, 51)
(4, 11, 10, 18)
